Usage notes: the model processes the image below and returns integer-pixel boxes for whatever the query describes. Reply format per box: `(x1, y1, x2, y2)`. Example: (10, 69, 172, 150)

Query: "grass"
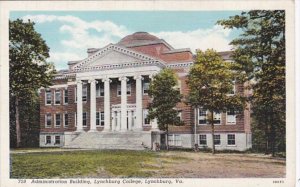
(11, 150, 159, 178)
(10, 149, 285, 178)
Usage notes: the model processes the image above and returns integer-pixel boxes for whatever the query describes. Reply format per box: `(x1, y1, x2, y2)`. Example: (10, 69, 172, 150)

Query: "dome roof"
(118, 32, 160, 46)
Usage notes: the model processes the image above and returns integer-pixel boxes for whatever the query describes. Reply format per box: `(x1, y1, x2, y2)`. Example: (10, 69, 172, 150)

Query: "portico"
(75, 73, 157, 132)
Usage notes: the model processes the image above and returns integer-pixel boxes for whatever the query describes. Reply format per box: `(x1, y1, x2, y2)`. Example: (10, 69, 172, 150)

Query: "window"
(227, 108, 236, 124)
(117, 82, 131, 96)
(64, 113, 68, 127)
(55, 136, 60, 144)
(117, 84, 121, 96)
(227, 134, 235, 145)
(64, 89, 68, 104)
(96, 82, 104, 97)
(198, 108, 207, 125)
(55, 113, 61, 127)
(45, 113, 51, 128)
(127, 82, 131, 95)
(55, 90, 61, 105)
(199, 135, 207, 145)
(82, 84, 87, 101)
(45, 90, 52, 105)
(213, 111, 221, 124)
(100, 112, 104, 126)
(45, 136, 51, 144)
(75, 85, 88, 102)
(143, 109, 150, 125)
(168, 134, 182, 147)
(96, 112, 100, 126)
(198, 109, 221, 125)
(83, 112, 87, 127)
(143, 81, 150, 95)
(214, 134, 221, 145)
(96, 112, 104, 126)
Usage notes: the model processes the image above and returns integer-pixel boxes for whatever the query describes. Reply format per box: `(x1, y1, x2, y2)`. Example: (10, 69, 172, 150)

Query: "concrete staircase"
(63, 131, 150, 150)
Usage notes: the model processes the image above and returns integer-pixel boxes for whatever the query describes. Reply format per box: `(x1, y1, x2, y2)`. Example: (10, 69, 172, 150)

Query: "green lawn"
(11, 150, 162, 178)
(11, 149, 285, 178)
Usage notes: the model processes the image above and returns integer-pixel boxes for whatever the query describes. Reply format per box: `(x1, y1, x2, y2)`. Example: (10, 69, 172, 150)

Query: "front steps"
(63, 131, 151, 150)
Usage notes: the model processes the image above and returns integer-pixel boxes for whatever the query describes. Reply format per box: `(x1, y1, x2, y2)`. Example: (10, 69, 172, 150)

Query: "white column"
(112, 111, 116, 131)
(128, 110, 132, 131)
(89, 79, 97, 132)
(102, 77, 111, 131)
(119, 76, 128, 131)
(117, 111, 121, 131)
(134, 75, 143, 131)
(76, 80, 83, 132)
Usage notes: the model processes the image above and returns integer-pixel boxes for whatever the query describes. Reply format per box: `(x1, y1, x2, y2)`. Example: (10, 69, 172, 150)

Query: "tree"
(148, 68, 183, 150)
(217, 10, 285, 156)
(9, 19, 56, 147)
(187, 49, 245, 154)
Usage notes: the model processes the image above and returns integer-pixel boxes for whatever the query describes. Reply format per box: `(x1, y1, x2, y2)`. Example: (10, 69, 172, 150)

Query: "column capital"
(133, 74, 144, 80)
(88, 79, 97, 84)
(102, 77, 112, 83)
(149, 73, 157, 80)
(119, 76, 128, 82)
(76, 80, 82, 84)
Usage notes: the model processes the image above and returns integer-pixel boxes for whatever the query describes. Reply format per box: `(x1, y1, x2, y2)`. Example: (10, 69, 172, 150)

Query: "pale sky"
(10, 11, 242, 70)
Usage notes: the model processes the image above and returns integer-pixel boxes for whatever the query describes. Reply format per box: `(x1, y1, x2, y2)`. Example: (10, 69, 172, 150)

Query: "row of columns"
(75, 75, 146, 132)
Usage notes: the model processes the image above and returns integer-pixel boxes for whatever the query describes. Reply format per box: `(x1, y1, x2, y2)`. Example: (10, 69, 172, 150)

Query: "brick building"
(39, 32, 252, 151)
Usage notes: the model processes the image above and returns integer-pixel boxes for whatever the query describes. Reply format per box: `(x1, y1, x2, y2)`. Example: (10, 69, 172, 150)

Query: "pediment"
(86, 50, 142, 67)
(72, 44, 165, 72)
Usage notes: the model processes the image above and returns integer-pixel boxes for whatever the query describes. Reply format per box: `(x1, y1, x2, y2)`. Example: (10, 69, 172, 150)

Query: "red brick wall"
(40, 71, 250, 135)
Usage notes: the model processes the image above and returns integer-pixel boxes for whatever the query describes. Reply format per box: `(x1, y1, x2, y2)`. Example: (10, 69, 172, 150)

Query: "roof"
(118, 32, 159, 45)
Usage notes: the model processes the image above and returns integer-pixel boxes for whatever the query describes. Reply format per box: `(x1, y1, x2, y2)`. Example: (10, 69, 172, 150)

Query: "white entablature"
(71, 44, 166, 73)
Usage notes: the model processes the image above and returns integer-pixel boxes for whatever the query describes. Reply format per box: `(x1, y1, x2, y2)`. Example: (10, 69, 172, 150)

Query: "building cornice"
(71, 44, 166, 73)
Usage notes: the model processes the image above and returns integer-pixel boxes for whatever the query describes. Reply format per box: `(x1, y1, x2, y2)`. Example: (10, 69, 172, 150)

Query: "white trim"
(168, 134, 182, 147)
(143, 109, 150, 126)
(67, 81, 77, 85)
(49, 84, 68, 89)
(100, 111, 105, 127)
(54, 113, 61, 128)
(213, 134, 221, 146)
(72, 44, 166, 72)
(45, 135, 51, 145)
(63, 89, 68, 105)
(143, 81, 150, 95)
(54, 90, 61, 105)
(45, 90, 52, 106)
(227, 134, 236, 146)
(82, 112, 87, 127)
(166, 61, 193, 69)
(117, 82, 131, 97)
(198, 134, 207, 146)
(96, 111, 100, 126)
(54, 135, 61, 145)
(226, 108, 236, 125)
(63, 113, 68, 128)
(45, 113, 52, 128)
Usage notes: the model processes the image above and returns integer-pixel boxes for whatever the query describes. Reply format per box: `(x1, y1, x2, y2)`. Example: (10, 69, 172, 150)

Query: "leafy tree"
(217, 10, 285, 156)
(148, 68, 183, 150)
(9, 19, 55, 147)
(187, 49, 245, 154)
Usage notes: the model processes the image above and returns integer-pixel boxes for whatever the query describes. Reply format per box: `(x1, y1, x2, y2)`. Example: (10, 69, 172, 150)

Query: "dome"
(118, 32, 160, 46)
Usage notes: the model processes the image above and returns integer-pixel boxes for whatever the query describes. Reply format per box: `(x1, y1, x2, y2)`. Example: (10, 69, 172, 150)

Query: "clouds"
(22, 14, 233, 70)
(152, 25, 232, 53)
